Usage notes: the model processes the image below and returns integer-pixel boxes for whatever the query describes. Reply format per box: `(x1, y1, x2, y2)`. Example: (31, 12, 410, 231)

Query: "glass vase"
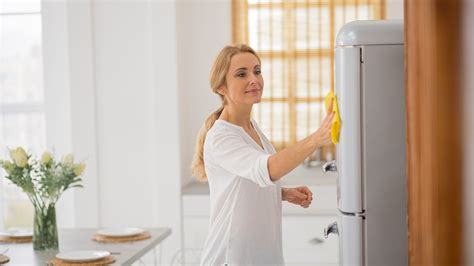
(33, 204, 58, 250)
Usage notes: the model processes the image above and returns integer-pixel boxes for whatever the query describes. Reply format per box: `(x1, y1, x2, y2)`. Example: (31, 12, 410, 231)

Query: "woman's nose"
(249, 73, 258, 84)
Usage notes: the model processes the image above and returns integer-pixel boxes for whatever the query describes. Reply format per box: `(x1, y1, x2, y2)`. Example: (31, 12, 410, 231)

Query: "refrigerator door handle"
(322, 160, 337, 173)
(324, 222, 339, 239)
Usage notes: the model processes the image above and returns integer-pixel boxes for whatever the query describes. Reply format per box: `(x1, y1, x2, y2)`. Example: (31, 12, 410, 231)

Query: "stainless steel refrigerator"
(322, 20, 408, 266)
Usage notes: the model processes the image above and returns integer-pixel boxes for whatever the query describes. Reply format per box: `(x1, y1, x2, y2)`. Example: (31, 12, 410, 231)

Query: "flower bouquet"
(0, 147, 85, 250)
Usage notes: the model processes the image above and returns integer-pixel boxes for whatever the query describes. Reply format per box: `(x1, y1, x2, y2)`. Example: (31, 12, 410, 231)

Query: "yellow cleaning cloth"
(325, 91, 341, 144)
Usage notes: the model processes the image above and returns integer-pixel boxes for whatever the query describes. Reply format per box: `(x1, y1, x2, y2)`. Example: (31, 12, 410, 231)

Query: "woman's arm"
(268, 111, 334, 181)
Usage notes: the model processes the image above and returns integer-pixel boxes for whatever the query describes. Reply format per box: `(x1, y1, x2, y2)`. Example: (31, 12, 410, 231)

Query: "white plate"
(0, 229, 33, 238)
(56, 250, 110, 263)
(96, 227, 144, 237)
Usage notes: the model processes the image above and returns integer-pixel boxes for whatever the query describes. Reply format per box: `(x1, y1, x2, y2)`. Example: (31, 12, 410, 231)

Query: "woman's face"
(219, 52, 264, 106)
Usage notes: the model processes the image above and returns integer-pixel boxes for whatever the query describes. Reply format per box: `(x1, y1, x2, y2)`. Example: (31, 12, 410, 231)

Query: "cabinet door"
(282, 215, 339, 265)
(181, 216, 209, 265)
(182, 194, 210, 265)
(183, 216, 209, 249)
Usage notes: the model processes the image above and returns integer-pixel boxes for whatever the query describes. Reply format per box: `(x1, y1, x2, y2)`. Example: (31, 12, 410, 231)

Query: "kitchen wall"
(386, 0, 404, 19)
(42, 0, 182, 263)
(175, 0, 231, 188)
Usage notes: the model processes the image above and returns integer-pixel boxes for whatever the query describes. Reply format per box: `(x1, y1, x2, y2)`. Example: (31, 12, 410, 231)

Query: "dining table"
(0, 227, 172, 265)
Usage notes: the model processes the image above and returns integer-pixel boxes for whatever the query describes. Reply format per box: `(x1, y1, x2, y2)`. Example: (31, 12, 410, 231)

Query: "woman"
(192, 44, 334, 265)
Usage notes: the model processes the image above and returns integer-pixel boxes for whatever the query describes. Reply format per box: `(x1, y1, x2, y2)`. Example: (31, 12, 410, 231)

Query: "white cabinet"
(282, 216, 339, 265)
(181, 183, 339, 265)
(182, 217, 209, 265)
(183, 217, 209, 249)
(281, 185, 339, 265)
(181, 194, 210, 265)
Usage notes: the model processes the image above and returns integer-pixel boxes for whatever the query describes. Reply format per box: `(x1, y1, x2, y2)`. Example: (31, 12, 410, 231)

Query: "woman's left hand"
(282, 186, 313, 208)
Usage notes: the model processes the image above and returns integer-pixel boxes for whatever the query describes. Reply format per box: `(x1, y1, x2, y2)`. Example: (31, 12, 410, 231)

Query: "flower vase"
(33, 204, 58, 250)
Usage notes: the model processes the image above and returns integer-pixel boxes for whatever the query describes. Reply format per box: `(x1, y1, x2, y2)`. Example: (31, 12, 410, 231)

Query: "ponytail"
(191, 106, 224, 181)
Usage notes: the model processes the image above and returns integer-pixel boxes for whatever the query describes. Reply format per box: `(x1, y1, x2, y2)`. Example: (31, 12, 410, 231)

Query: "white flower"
(62, 154, 74, 165)
(10, 147, 28, 168)
(73, 163, 86, 176)
(41, 151, 53, 165)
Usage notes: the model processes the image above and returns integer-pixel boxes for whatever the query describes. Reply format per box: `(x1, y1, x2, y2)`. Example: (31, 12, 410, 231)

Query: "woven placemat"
(0, 235, 32, 243)
(92, 231, 151, 243)
(0, 255, 9, 264)
(48, 255, 115, 266)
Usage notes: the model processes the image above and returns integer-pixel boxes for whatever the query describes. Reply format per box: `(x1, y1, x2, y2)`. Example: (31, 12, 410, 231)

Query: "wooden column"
(405, 0, 463, 265)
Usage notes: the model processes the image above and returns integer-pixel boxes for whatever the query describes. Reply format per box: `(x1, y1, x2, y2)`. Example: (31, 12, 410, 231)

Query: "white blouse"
(200, 119, 284, 266)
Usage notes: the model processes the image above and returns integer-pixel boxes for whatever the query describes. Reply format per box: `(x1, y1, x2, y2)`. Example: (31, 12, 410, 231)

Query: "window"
(0, 0, 45, 230)
(233, 0, 385, 160)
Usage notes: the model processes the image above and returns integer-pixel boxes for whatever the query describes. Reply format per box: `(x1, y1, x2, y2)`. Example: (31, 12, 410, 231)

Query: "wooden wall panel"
(405, 0, 463, 265)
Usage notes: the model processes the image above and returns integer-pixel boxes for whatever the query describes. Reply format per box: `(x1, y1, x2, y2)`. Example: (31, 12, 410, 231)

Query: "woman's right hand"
(268, 97, 336, 181)
(313, 98, 335, 146)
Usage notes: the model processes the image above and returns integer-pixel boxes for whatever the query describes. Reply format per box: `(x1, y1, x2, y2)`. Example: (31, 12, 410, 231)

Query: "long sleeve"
(207, 130, 274, 188)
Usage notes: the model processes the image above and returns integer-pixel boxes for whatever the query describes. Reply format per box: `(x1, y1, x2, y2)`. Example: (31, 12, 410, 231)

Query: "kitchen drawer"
(282, 215, 339, 264)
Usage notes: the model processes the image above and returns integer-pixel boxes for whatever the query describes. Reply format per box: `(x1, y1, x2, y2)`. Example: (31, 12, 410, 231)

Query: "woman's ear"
(217, 86, 226, 96)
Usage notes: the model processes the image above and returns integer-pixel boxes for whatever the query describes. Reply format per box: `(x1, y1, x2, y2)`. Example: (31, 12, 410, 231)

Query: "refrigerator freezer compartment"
(338, 213, 364, 266)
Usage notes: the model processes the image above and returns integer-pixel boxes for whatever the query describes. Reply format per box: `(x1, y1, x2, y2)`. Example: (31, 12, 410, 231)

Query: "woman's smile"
(245, 88, 261, 94)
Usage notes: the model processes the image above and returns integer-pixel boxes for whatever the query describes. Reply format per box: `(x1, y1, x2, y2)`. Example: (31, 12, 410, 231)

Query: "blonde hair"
(191, 44, 261, 181)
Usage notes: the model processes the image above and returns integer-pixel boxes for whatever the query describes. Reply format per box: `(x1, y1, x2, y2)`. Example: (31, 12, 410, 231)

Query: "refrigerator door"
(335, 46, 363, 214)
(338, 214, 364, 266)
(361, 44, 408, 266)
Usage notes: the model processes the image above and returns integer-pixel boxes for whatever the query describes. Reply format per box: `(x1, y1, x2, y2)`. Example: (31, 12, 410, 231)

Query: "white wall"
(386, 0, 404, 19)
(150, 0, 183, 263)
(42, 0, 183, 263)
(92, 0, 157, 228)
(92, 0, 182, 262)
(176, 0, 232, 187)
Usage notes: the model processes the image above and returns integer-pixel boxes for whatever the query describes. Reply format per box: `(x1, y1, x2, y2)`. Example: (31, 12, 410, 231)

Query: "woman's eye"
(255, 70, 261, 75)
(237, 72, 246, 78)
